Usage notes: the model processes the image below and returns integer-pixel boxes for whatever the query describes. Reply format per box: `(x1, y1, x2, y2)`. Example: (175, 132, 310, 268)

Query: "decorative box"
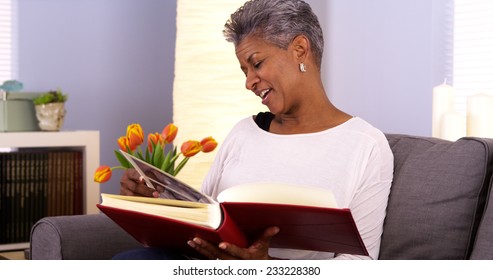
(0, 91, 40, 132)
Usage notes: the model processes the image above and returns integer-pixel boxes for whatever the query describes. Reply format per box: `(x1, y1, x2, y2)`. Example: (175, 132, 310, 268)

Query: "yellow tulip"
(126, 124, 144, 150)
(117, 136, 130, 151)
(94, 166, 112, 183)
(148, 132, 165, 152)
(181, 140, 201, 157)
(162, 123, 178, 144)
(200, 136, 218, 153)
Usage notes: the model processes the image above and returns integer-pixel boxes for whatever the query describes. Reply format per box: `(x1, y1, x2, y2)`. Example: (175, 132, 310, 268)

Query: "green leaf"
(145, 148, 151, 162)
(152, 142, 164, 167)
(126, 146, 133, 154)
(169, 152, 180, 166)
(166, 161, 175, 174)
(161, 150, 172, 172)
(114, 150, 131, 168)
(156, 152, 165, 169)
(173, 157, 190, 176)
(136, 148, 144, 160)
(144, 142, 151, 162)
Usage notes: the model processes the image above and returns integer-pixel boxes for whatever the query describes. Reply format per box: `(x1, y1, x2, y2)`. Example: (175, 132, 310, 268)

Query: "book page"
(100, 193, 222, 229)
(101, 193, 209, 208)
(120, 151, 215, 204)
(217, 182, 338, 208)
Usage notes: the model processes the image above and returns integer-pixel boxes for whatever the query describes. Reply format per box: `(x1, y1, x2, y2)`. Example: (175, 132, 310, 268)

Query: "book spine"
(0, 152, 6, 243)
(13, 152, 20, 242)
(40, 151, 49, 219)
(73, 150, 83, 214)
(60, 151, 67, 215)
(31, 151, 46, 236)
(5, 152, 13, 243)
(217, 204, 249, 248)
(47, 151, 55, 217)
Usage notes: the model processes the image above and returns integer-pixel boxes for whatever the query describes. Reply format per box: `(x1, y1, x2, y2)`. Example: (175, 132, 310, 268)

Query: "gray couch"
(29, 134, 493, 259)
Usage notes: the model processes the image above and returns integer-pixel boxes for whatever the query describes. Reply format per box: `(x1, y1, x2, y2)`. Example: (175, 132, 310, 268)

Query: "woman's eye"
(254, 61, 262, 68)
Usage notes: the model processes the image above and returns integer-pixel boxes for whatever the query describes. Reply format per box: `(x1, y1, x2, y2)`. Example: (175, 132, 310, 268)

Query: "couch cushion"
(30, 214, 141, 260)
(379, 134, 493, 259)
(470, 177, 493, 259)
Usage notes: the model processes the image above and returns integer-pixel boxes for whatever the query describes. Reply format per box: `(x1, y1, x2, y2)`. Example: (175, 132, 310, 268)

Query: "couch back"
(379, 134, 493, 259)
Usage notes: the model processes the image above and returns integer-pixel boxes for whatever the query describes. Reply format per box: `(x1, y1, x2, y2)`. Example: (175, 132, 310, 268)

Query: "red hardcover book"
(97, 198, 368, 259)
(97, 151, 368, 259)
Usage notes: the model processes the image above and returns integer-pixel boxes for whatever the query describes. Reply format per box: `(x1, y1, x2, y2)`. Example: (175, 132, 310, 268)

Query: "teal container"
(0, 91, 40, 132)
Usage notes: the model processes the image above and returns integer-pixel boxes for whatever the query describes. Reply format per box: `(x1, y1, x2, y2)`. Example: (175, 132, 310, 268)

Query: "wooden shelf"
(0, 130, 100, 214)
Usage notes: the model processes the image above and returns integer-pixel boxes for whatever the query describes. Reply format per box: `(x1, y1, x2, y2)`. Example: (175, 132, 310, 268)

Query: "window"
(0, 0, 15, 83)
(453, 0, 493, 114)
(172, 0, 265, 188)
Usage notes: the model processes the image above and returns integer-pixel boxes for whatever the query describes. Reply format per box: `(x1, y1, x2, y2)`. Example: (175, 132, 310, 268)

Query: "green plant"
(33, 89, 68, 105)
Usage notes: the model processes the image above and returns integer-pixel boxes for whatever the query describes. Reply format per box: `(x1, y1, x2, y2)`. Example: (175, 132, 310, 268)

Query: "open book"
(97, 151, 368, 258)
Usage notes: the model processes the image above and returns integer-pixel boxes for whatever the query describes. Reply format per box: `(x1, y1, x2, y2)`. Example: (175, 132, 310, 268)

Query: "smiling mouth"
(259, 88, 271, 99)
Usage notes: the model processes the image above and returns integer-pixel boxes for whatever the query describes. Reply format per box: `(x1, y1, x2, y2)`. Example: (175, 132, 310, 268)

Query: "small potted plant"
(33, 89, 68, 131)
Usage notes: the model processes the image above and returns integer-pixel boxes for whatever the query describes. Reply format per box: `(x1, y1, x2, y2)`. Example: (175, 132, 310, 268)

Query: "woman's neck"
(270, 100, 352, 135)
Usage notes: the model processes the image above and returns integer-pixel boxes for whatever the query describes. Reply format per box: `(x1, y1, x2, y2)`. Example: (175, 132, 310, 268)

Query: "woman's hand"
(187, 226, 280, 260)
(120, 168, 159, 197)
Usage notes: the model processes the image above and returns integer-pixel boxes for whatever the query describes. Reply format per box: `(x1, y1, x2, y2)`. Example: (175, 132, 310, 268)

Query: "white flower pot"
(34, 102, 66, 131)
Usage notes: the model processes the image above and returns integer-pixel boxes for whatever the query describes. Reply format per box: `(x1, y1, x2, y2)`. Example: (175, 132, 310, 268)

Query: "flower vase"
(34, 102, 66, 131)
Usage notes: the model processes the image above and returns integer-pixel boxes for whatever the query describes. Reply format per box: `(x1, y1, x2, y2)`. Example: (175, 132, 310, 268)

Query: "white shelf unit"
(0, 130, 100, 215)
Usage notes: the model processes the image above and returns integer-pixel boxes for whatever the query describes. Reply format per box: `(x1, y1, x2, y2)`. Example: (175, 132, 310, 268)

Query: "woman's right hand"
(120, 168, 158, 197)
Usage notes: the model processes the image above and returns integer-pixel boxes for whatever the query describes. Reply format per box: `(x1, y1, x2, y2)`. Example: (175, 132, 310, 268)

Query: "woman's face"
(235, 36, 303, 115)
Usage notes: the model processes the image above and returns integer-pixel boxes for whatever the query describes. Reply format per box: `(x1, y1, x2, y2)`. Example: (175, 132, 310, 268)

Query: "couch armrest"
(30, 214, 141, 260)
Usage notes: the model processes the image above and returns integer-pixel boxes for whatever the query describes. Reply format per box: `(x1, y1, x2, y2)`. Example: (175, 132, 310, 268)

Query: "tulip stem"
(110, 166, 127, 170)
(173, 157, 189, 176)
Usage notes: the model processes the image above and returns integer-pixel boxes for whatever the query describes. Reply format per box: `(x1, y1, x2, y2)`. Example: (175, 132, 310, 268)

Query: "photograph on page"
(120, 150, 215, 204)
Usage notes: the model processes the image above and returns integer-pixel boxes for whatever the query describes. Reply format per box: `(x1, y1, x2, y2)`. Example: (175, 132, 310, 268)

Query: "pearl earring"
(299, 63, 307, 73)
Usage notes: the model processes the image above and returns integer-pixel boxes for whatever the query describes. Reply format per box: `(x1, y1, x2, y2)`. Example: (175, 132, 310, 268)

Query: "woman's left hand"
(187, 226, 280, 260)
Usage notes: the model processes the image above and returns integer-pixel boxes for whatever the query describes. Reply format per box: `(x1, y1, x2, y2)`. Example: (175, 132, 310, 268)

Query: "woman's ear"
(291, 35, 310, 61)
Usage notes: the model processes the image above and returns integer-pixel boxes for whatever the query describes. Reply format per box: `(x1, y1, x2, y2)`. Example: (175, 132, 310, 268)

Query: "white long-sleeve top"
(201, 116, 394, 260)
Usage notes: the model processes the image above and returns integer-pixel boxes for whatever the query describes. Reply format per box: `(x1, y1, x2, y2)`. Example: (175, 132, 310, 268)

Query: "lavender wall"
(18, 0, 176, 194)
(323, 0, 450, 136)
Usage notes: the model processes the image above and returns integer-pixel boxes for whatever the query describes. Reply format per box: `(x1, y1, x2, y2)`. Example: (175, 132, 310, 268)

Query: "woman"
(119, 0, 393, 260)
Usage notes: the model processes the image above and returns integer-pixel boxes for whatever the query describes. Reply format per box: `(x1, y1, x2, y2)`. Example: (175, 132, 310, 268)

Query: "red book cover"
(97, 203, 248, 259)
(97, 200, 368, 259)
(222, 202, 368, 256)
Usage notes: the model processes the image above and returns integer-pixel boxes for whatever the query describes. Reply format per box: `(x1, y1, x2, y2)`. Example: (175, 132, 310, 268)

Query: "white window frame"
(0, 0, 16, 83)
(452, 0, 493, 114)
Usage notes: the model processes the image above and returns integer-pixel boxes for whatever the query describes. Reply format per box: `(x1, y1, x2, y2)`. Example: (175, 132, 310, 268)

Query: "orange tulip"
(181, 140, 201, 157)
(126, 124, 144, 150)
(94, 166, 112, 183)
(117, 136, 131, 151)
(148, 132, 165, 152)
(162, 123, 178, 144)
(200, 136, 218, 153)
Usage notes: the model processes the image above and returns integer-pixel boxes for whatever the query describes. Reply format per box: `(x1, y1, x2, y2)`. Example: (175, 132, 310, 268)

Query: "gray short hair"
(223, 0, 324, 68)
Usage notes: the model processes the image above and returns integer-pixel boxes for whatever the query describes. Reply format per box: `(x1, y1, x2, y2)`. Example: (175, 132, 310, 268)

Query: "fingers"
(217, 242, 250, 259)
(125, 168, 141, 181)
(188, 237, 226, 260)
(120, 169, 155, 197)
(188, 227, 280, 260)
(219, 226, 280, 260)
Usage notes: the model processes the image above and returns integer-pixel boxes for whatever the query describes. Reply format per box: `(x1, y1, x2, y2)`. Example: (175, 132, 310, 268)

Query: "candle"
(467, 93, 493, 138)
(432, 83, 454, 138)
(440, 111, 466, 141)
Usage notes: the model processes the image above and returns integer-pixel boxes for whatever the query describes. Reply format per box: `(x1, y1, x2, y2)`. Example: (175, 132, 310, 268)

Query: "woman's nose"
(245, 72, 259, 91)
